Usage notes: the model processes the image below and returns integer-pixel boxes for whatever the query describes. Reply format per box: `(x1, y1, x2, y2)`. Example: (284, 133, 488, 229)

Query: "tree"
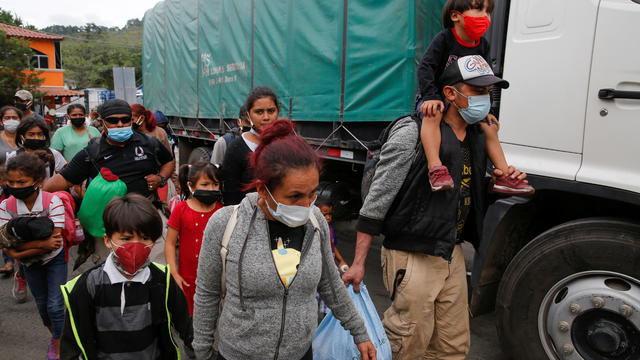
(61, 20, 142, 89)
(0, 30, 43, 106)
(0, 7, 36, 30)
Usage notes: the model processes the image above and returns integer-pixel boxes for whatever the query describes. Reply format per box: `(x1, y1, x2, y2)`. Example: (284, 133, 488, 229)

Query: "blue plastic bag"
(313, 283, 392, 360)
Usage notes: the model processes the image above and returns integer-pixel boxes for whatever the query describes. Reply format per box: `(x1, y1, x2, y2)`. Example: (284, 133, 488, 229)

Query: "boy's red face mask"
(461, 13, 491, 41)
(111, 241, 152, 276)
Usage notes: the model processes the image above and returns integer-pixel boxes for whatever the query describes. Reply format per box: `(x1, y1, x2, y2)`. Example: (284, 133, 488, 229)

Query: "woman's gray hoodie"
(193, 193, 369, 360)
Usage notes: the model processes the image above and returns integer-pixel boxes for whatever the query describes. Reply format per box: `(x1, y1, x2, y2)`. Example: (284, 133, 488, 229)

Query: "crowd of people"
(0, 0, 537, 359)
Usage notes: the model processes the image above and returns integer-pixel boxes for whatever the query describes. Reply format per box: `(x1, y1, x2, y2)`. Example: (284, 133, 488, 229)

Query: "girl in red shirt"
(165, 161, 223, 314)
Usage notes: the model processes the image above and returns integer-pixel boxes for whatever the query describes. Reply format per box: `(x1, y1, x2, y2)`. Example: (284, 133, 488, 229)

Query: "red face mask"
(111, 241, 153, 276)
(461, 14, 491, 41)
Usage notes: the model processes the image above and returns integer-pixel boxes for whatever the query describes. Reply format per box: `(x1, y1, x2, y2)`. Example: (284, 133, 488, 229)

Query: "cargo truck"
(143, 0, 640, 358)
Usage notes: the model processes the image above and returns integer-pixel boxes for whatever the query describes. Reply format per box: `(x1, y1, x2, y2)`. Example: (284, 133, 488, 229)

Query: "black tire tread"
(496, 217, 640, 359)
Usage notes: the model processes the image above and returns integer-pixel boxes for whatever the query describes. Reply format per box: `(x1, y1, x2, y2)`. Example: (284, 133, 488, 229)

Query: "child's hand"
(486, 114, 500, 131)
(44, 233, 63, 251)
(421, 100, 444, 117)
(172, 271, 189, 291)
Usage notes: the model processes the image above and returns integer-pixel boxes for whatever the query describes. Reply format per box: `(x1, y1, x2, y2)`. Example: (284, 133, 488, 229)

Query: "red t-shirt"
(167, 200, 222, 314)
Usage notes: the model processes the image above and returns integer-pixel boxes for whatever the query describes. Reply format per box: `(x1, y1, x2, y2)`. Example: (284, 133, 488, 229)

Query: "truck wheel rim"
(538, 271, 640, 360)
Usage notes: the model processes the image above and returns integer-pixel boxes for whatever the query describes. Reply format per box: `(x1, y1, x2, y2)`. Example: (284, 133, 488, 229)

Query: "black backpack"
(360, 115, 421, 202)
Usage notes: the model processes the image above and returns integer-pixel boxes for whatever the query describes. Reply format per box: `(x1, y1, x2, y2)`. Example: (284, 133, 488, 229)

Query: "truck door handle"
(598, 88, 640, 100)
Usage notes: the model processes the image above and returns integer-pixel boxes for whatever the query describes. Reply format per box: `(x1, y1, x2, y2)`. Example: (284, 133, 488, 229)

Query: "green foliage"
(0, 7, 36, 30)
(0, 30, 43, 106)
(44, 21, 143, 89)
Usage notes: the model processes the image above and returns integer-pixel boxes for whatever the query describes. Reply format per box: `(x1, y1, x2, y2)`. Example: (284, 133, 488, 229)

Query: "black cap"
(98, 99, 132, 118)
(440, 55, 509, 89)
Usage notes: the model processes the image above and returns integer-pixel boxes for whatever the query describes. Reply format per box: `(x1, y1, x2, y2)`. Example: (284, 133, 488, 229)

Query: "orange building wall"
(23, 38, 64, 87)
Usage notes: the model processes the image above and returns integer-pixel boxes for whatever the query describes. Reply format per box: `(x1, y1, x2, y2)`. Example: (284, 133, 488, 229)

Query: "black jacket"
(221, 136, 254, 205)
(382, 122, 488, 260)
(417, 29, 490, 102)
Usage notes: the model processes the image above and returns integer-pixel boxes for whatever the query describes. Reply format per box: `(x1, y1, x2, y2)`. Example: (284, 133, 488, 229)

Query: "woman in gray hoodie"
(193, 120, 376, 360)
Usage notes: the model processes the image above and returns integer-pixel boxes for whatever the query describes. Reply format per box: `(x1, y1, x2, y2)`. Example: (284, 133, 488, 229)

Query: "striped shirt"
(85, 257, 160, 359)
(0, 191, 66, 263)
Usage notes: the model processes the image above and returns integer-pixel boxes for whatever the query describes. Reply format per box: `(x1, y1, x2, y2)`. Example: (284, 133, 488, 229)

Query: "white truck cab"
(478, 0, 640, 359)
(501, 0, 640, 193)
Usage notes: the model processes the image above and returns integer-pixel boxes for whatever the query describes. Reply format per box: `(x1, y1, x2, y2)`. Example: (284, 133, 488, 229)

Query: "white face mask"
(3, 119, 20, 133)
(265, 186, 315, 228)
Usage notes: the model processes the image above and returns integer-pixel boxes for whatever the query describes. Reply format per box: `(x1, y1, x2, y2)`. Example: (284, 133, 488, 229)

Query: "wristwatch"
(159, 175, 167, 187)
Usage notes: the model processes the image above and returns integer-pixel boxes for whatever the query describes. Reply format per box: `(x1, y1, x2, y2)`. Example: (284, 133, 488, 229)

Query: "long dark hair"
(242, 86, 280, 115)
(15, 118, 55, 176)
(0, 106, 24, 120)
(16, 118, 51, 147)
(178, 161, 222, 198)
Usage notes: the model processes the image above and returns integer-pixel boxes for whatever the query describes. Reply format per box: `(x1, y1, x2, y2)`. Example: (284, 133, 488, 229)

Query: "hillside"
(41, 19, 143, 89)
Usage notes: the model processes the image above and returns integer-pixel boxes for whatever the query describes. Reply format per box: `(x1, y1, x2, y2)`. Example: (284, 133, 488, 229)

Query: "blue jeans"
(23, 250, 67, 339)
(3, 253, 14, 266)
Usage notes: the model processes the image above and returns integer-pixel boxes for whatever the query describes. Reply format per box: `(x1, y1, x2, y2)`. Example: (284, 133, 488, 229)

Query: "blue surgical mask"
(106, 126, 133, 142)
(265, 187, 315, 228)
(452, 88, 491, 124)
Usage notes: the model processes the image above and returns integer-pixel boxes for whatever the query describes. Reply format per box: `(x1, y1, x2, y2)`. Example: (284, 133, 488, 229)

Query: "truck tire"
(188, 146, 211, 165)
(496, 218, 640, 360)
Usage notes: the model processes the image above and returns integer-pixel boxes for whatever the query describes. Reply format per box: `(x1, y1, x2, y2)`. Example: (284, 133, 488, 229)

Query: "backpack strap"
(220, 205, 240, 297)
(4, 196, 17, 217)
(41, 191, 54, 209)
(4, 191, 54, 218)
(85, 137, 102, 172)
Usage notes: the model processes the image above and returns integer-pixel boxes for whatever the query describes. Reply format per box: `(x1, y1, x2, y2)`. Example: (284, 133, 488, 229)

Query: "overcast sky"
(0, 0, 161, 28)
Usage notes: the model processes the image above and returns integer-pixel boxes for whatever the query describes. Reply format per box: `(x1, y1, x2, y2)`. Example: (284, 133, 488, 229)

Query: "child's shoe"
(12, 270, 27, 303)
(429, 165, 454, 191)
(492, 176, 535, 195)
(47, 337, 60, 360)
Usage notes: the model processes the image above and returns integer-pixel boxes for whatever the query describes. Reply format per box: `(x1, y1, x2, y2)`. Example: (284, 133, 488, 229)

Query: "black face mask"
(132, 122, 141, 130)
(23, 138, 47, 150)
(70, 118, 85, 128)
(14, 103, 28, 112)
(241, 126, 252, 133)
(192, 190, 223, 206)
(6, 185, 38, 200)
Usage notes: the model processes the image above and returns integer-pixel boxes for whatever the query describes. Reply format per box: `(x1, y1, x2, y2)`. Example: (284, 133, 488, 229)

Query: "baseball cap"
(440, 55, 509, 89)
(14, 90, 33, 102)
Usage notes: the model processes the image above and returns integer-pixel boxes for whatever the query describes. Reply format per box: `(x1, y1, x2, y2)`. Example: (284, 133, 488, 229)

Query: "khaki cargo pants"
(381, 244, 470, 360)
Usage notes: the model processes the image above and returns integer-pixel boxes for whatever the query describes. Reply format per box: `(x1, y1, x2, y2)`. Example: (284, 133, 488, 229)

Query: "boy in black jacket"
(60, 194, 193, 359)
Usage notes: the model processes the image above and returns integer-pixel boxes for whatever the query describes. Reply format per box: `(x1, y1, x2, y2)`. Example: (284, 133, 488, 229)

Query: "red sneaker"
(429, 166, 454, 191)
(492, 176, 535, 195)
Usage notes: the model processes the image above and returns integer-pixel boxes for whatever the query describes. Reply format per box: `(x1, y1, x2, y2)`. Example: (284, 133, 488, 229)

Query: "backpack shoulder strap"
(85, 137, 102, 172)
(220, 205, 240, 296)
(309, 212, 321, 231)
(4, 196, 17, 216)
(39, 191, 54, 217)
(41, 191, 54, 207)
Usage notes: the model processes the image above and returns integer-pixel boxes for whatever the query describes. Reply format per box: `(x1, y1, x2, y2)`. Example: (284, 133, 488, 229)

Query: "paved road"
(0, 220, 509, 359)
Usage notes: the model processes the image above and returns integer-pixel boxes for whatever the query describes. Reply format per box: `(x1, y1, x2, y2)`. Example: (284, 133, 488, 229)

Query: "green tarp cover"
(143, 0, 446, 122)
